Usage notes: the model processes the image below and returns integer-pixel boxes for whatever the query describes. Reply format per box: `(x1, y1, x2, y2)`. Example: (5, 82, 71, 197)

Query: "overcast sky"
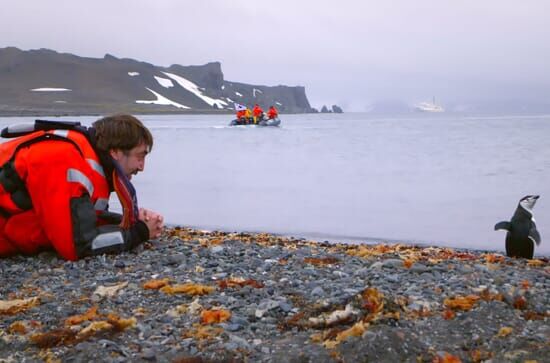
(2, 0, 549, 111)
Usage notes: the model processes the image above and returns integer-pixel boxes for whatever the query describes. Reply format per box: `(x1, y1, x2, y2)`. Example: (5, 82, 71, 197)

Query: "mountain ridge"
(0, 47, 315, 116)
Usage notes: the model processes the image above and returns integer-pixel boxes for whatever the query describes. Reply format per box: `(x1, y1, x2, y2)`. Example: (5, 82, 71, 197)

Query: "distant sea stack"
(318, 104, 344, 113)
(0, 47, 316, 116)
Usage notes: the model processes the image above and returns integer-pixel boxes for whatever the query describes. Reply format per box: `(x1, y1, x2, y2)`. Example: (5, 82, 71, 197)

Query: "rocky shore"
(1, 227, 548, 362)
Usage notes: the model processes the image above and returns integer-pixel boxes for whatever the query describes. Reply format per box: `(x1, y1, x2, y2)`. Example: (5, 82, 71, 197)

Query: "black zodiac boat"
(229, 117, 281, 127)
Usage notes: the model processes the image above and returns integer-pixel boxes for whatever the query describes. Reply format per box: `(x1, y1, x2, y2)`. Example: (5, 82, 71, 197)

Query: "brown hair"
(92, 114, 153, 152)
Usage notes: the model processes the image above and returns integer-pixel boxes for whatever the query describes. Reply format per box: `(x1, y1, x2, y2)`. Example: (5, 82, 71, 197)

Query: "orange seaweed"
(160, 283, 215, 296)
(65, 306, 99, 326)
(143, 278, 170, 290)
(304, 257, 340, 266)
(217, 278, 264, 290)
(200, 309, 231, 324)
(444, 295, 480, 311)
(432, 352, 462, 363)
(442, 309, 456, 320)
(8, 321, 27, 334)
(0, 297, 40, 315)
(512, 296, 527, 310)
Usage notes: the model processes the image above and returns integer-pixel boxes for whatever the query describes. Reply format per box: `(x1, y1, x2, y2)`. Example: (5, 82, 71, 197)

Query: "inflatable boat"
(229, 117, 281, 127)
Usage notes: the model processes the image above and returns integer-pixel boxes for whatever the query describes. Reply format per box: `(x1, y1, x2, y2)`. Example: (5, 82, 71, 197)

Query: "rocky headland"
(0, 47, 315, 116)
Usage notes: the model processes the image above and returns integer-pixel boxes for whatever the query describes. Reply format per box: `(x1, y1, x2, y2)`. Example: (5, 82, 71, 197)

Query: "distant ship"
(414, 97, 444, 113)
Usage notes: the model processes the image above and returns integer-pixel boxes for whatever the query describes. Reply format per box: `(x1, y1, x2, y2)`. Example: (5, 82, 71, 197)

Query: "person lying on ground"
(0, 114, 163, 260)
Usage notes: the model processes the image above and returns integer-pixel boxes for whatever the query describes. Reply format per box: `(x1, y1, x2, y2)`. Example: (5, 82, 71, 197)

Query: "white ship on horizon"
(414, 97, 444, 113)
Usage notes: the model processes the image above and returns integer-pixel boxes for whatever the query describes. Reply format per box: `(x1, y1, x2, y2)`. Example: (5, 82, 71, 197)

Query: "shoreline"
(0, 109, 235, 118)
(1, 227, 549, 362)
(169, 223, 550, 258)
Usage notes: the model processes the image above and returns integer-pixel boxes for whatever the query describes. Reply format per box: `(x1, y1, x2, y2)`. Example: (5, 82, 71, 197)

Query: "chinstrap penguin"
(495, 195, 541, 259)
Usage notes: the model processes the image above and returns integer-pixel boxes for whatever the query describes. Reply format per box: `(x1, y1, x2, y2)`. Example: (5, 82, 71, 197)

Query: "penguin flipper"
(494, 221, 511, 231)
(529, 226, 541, 245)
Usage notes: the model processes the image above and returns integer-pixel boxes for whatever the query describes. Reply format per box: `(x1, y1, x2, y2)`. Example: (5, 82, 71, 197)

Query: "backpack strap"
(1, 120, 86, 138)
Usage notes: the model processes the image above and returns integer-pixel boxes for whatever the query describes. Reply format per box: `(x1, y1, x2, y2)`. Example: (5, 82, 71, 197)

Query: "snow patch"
(253, 88, 263, 97)
(276, 102, 282, 106)
(54, 100, 67, 103)
(128, 72, 140, 76)
(162, 72, 228, 108)
(154, 76, 174, 88)
(235, 92, 243, 97)
(136, 88, 190, 109)
(30, 88, 71, 92)
(221, 85, 225, 90)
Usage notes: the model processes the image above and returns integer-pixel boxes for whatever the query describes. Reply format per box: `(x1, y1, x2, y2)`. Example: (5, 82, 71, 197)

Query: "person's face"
(110, 143, 149, 179)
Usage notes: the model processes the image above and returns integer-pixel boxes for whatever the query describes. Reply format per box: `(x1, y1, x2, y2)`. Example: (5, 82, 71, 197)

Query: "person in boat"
(244, 107, 253, 124)
(252, 104, 264, 124)
(0, 114, 164, 261)
(236, 108, 247, 124)
(267, 105, 279, 120)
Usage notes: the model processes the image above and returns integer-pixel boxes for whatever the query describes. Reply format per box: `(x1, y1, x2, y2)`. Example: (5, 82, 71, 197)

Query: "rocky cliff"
(0, 47, 315, 116)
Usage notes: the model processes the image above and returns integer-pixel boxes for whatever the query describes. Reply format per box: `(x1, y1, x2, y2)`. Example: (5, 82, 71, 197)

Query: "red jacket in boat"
(252, 105, 264, 118)
(236, 110, 247, 119)
(267, 107, 279, 119)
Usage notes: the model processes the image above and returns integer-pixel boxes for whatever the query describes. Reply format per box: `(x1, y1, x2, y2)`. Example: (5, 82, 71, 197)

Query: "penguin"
(495, 195, 541, 259)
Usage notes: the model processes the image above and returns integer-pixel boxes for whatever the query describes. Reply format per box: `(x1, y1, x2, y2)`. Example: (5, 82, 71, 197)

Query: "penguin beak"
(534, 195, 540, 200)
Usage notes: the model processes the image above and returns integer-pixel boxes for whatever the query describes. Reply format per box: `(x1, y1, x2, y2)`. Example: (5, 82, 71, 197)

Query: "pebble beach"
(1, 227, 549, 363)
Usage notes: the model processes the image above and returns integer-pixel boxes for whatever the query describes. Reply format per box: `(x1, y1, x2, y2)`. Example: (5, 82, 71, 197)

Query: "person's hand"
(139, 208, 164, 239)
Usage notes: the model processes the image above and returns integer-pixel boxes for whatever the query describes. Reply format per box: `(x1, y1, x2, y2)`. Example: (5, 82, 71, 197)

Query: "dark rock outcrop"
(331, 105, 343, 113)
(0, 47, 315, 116)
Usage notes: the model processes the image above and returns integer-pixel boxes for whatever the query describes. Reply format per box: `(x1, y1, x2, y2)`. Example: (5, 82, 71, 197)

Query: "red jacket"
(252, 105, 264, 117)
(267, 107, 279, 119)
(0, 127, 148, 260)
(236, 110, 246, 119)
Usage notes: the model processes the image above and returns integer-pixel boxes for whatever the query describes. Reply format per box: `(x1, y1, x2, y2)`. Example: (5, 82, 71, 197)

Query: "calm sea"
(1, 113, 549, 255)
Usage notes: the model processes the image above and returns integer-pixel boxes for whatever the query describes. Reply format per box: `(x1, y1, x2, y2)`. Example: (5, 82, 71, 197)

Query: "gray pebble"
(311, 286, 325, 296)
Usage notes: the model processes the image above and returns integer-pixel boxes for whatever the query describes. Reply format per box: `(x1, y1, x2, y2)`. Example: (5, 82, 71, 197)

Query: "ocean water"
(1, 113, 549, 255)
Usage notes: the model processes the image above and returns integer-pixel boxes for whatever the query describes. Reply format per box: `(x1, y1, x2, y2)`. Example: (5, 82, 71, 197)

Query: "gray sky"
(2, 0, 549, 111)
